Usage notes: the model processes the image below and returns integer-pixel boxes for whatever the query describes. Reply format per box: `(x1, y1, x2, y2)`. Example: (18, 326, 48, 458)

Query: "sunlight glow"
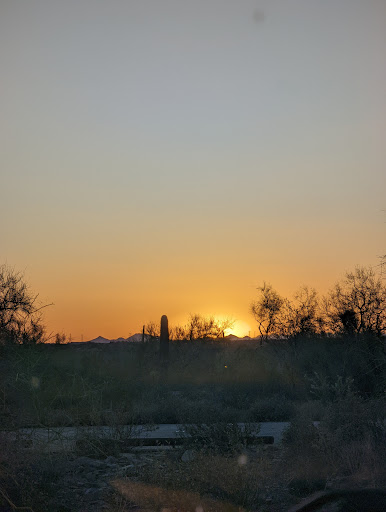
(223, 319, 252, 338)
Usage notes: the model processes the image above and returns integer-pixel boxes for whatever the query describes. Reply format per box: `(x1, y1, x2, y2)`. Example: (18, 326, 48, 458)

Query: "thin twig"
(0, 487, 35, 511)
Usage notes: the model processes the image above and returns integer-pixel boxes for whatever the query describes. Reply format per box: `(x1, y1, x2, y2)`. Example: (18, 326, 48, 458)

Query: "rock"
(74, 456, 105, 470)
(76, 456, 97, 466)
(84, 471, 97, 481)
(85, 487, 101, 496)
(116, 464, 136, 476)
(120, 452, 137, 462)
(181, 449, 195, 462)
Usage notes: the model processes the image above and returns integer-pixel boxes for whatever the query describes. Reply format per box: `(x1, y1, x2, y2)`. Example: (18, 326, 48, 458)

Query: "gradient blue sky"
(1, 0, 385, 339)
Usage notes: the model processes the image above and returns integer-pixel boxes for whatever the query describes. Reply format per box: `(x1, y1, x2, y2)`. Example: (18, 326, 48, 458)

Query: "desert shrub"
(134, 391, 192, 424)
(74, 423, 142, 458)
(282, 412, 319, 455)
(75, 436, 122, 458)
(294, 400, 326, 421)
(282, 409, 330, 491)
(288, 478, 326, 498)
(0, 432, 69, 511)
(282, 396, 386, 487)
(316, 396, 386, 478)
(136, 450, 279, 510)
(307, 372, 355, 404)
(181, 422, 259, 455)
(296, 334, 386, 400)
(132, 386, 253, 424)
(248, 393, 295, 421)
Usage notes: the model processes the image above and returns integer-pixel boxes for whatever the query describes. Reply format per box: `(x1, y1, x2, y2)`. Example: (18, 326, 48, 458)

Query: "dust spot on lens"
(253, 9, 265, 24)
(238, 454, 248, 466)
(31, 376, 40, 388)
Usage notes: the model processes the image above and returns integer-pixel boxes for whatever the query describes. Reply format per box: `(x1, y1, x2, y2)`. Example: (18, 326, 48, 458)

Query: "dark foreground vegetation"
(0, 263, 385, 511)
(0, 334, 385, 428)
(1, 334, 385, 511)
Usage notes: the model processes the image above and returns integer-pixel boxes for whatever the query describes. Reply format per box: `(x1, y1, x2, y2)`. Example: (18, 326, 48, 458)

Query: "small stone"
(116, 464, 136, 476)
(181, 449, 195, 462)
(120, 452, 137, 462)
(74, 456, 105, 470)
(85, 487, 101, 495)
(76, 456, 95, 466)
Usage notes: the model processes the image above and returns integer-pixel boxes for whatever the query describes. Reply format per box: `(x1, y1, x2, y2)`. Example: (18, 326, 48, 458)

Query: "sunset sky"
(1, 0, 385, 340)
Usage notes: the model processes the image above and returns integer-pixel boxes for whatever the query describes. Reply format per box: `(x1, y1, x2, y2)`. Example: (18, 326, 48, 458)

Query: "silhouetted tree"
(250, 282, 284, 343)
(0, 264, 49, 344)
(324, 266, 386, 336)
(279, 286, 323, 339)
(144, 321, 160, 341)
(144, 314, 234, 341)
(380, 254, 386, 278)
(339, 309, 357, 334)
(185, 314, 233, 340)
(251, 284, 324, 343)
(55, 332, 66, 345)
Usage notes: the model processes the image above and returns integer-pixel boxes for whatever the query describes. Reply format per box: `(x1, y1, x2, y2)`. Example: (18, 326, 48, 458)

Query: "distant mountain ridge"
(83, 333, 253, 344)
(87, 336, 111, 344)
(224, 334, 252, 341)
(84, 334, 142, 344)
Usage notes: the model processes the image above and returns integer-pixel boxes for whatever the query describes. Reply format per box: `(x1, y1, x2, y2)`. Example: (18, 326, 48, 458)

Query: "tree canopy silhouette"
(251, 266, 386, 340)
(0, 264, 49, 344)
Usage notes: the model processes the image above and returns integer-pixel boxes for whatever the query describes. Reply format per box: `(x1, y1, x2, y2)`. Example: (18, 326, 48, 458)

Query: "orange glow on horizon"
(225, 320, 252, 338)
(37, 251, 383, 343)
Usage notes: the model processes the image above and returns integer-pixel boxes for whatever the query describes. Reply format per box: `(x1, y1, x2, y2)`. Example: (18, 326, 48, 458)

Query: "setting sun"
(218, 317, 252, 338)
(230, 320, 253, 338)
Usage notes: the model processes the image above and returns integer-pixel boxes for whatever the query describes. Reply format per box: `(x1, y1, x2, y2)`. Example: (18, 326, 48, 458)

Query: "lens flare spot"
(237, 454, 248, 466)
(31, 376, 40, 388)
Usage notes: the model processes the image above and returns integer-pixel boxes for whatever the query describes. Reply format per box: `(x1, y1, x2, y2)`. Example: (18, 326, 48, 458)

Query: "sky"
(1, 0, 385, 340)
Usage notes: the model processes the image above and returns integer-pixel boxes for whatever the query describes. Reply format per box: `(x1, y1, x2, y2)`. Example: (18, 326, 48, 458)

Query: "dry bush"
(123, 447, 287, 511)
(282, 396, 386, 495)
(181, 423, 255, 455)
(110, 479, 246, 512)
(0, 431, 67, 511)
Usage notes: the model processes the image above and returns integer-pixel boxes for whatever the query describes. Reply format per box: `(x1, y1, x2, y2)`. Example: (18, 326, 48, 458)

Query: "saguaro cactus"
(160, 314, 169, 362)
